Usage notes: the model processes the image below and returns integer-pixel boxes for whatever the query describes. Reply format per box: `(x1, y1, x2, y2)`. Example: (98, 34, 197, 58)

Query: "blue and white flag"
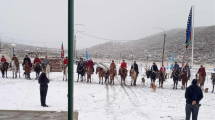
(170, 53, 174, 69)
(86, 50, 89, 61)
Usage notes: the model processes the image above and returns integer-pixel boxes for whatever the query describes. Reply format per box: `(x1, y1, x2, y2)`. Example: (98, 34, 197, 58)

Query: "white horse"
(45, 64, 51, 79)
(63, 65, 68, 81)
(11, 60, 20, 79)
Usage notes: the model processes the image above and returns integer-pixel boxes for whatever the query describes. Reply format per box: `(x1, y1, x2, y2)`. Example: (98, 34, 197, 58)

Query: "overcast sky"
(0, 0, 214, 50)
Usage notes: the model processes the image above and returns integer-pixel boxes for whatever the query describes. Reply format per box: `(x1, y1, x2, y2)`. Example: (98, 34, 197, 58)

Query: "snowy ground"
(0, 64, 215, 120)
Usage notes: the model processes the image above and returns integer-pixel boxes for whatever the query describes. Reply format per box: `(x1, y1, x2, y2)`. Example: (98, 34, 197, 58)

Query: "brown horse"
(211, 73, 215, 93)
(159, 71, 165, 88)
(181, 70, 189, 90)
(96, 67, 105, 84)
(119, 67, 127, 85)
(130, 68, 137, 86)
(109, 68, 116, 85)
(86, 67, 92, 83)
(196, 72, 205, 90)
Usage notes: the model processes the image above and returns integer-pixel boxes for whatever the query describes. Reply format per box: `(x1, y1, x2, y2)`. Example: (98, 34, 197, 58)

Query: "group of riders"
(76, 58, 140, 80)
(148, 61, 207, 84)
(0, 54, 69, 79)
(77, 57, 207, 86)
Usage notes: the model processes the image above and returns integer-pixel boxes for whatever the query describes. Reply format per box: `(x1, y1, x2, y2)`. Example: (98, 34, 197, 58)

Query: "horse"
(86, 67, 92, 83)
(130, 68, 137, 86)
(44, 64, 51, 79)
(96, 67, 105, 84)
(109, 68, 116, 85)
(172, 70, 180, 89)
(1, 62, 9, 78)
(24, 61, 31, 80)
(211, 73, 215, 93)
(77, 63, 85, 82)
(196, 72, 205, 90)
(11, 60, 20, 79)
(181, 69, 189, 90)
(146, 69, 152, 78)
(63, 65, 68, 81)
(34, 62, 41, 80)
(104, 69, 110, 83)
(119, 67, 127, 85)
(159, 71, 165, 88)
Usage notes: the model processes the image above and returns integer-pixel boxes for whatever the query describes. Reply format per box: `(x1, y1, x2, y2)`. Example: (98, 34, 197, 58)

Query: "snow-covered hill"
(78, 26, 215, 65)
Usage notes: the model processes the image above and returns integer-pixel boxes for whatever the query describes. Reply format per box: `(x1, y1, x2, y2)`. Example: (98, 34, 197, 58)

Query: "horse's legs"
(102, 77, 103, 84)
(173, 80, 175, 89)
(159, 78, 161, 87)
(212, 83, 214, 93)
(77, 74, 79, 82)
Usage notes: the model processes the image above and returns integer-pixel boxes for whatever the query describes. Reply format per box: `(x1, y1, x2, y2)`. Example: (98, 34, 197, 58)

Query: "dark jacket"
(133, 63, 139, 74)
(77, 61, 85, 73)
(38, 73, 50, 91)
(23, 57, 31, 66)
(151, 65, 158, 72)
(185, 85, 203, 104)
(173, 64, 180, 70)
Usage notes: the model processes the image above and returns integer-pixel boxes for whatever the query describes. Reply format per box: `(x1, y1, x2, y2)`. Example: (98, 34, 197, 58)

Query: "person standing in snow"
(185, 79, 203, 120)
(38, 71, 50, 107)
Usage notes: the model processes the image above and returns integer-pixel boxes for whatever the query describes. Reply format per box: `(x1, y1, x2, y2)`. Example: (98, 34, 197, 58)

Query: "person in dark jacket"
(173, 62, 180, 70)
(151, 63, 158, 72)
(22, 55, 31, 66)
(130, 61, 139, 76)
(38, 70, 50, 107)
(185, 79, 203, 120)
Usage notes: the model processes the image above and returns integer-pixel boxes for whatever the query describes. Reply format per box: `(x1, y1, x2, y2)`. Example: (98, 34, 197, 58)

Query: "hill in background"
(78, 26, 215, 65)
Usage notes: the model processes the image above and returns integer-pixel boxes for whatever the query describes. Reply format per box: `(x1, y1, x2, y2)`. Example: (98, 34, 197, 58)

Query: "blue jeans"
(186, 103, 199, 120)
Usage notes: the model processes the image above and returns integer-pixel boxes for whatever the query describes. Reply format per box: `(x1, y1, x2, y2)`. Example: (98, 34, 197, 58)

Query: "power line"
(76, 31, 165, 41)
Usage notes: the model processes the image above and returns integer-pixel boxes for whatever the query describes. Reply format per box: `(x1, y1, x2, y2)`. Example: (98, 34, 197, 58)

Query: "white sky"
(0, 0, 214, 50)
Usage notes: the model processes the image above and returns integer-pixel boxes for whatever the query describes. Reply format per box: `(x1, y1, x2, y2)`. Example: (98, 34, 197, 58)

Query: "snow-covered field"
(0, 64, 215, 120)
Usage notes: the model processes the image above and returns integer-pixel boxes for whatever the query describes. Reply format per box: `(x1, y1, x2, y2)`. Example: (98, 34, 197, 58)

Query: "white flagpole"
(191, 5, 195, 80)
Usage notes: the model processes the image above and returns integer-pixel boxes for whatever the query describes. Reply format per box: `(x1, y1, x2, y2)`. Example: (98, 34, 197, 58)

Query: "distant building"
(2, 44, 10, 50)
(37, 51, 47, 58)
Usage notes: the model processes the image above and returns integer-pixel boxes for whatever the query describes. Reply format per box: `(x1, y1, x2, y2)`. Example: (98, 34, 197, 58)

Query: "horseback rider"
(130, 61, 139, 76)
(22, 55, 32, 67)
(77, 58, 85, 77)
(42, 56, 50, 67)
(1, 55, 6, 63)
(183, 63, 191, 79)
(86, 58, 94, 73)
(11, 54, 19, 68)
(173, 62, 180, 71)
(197, 65, 206, 83)
(151, 63, 158, 72)
(63, 57, 68, 66)
(110, 60, 116, 70)
(34, 55, 42, 65)
(119, 60, 127, 75)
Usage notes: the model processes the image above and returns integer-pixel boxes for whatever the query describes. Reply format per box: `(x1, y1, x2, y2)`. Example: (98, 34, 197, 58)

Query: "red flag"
(61, 42, 64, 58)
